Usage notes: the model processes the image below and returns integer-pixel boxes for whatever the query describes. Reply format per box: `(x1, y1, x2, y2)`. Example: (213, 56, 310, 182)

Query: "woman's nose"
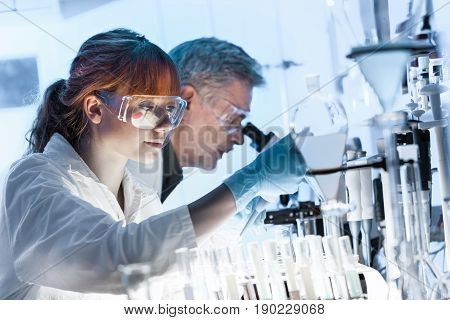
(154, 117, 171, 132)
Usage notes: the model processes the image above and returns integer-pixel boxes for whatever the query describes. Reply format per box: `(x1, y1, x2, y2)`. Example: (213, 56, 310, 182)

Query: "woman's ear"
(83, 95, 103, 124)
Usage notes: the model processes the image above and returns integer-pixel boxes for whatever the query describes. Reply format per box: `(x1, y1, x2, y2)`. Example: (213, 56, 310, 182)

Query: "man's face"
(175, 80, 252, 170)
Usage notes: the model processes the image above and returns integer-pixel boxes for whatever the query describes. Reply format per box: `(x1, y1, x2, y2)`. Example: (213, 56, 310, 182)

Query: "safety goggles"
(97, 91, 187, 130)
(208, 98, 249, 134)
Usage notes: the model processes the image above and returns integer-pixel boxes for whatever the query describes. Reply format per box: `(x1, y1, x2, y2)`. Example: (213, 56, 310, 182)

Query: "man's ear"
(83, 95, 103, 125)
(180, 85, 196, 109)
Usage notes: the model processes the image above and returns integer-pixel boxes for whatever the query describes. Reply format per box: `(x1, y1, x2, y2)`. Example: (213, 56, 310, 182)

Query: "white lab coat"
(0, 133, 197, 299)
(127, 156, 163, 199)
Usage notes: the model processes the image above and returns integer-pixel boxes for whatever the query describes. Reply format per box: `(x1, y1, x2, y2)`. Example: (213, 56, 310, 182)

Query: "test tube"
(248, 242, 272, 300)
(118, 262, 152, 300)
(322, 236, 350, 300)
(232, 245, 258, 300)
(220, 247, 242, 300)
(263, 240, 288, 300)
(223, 273, 241, 300)
(338, 236, 364, 299)
(200, 249, 224, 300)
(306, 235, 334, 300)
(175, 248, 194, 300)
(280, 241, 301, 300)
(293, 238, 317, 299)
(189, 248, 210, 299)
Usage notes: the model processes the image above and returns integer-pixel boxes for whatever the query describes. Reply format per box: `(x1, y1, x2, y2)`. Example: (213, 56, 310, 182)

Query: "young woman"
(0, 29, 306, 299)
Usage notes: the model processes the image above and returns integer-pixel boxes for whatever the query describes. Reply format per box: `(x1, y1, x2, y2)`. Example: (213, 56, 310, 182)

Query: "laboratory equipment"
(248, 242, 272, 300)
(263, 240, 288, 300)
(293, 238, 318, 299)
(339, 236, 364, 299)
(360, 161, 375, 266)
(306, 235, 334, 300)
(291, 74, 348, 203)
(291, 74, 349, 242)
(420, 78, 450, 269)
(117, 239, 387, 300)
(175, 248, 195, 299)
(280, 241, 301, 300)
(323, 235, 350, 299)
(242, 122, 277, 152)
(348, 39, 433, 299)
(346, 150, 363, 256)
(116, 0, 450, 301)
(118, 263, 152, 300)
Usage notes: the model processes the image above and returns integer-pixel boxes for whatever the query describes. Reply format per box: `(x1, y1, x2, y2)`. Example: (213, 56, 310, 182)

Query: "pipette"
(346, 151, 362, 257)
(239, 197, 270, 240)
(360, 165, 375, 266)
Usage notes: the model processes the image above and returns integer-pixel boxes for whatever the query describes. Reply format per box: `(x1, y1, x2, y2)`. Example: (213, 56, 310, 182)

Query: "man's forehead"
(220, 80, 252, 112)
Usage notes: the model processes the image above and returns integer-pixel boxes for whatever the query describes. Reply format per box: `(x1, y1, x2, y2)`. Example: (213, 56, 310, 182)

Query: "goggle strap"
(117, 97, 128, 123)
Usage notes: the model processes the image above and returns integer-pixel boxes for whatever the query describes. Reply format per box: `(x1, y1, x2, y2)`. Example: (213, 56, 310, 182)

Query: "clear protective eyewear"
(97, 91, 187, 130)
(208, 98, 249, 134)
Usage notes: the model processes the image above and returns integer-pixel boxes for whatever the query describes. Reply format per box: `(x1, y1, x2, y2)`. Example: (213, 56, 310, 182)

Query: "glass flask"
(290, 74, 349, 237)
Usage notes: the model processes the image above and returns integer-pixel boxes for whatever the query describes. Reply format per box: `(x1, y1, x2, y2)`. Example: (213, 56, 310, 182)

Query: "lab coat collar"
(43, 133, 163, 221)
(43, 133, 101, 184)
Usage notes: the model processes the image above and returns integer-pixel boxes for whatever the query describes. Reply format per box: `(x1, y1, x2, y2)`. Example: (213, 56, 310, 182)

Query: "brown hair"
(27, 28, 180, 153)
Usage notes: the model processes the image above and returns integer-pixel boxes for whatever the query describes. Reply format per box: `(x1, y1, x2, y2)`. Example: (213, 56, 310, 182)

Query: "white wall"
(0, 0, 449, 208)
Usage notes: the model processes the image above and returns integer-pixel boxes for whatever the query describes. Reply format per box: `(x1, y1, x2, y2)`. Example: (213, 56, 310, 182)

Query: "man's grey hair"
(169, 37, 265, 94)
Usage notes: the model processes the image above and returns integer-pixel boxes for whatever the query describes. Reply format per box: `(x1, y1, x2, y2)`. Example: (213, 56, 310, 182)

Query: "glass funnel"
(291, 74, 348, 203)
(291, 74, 349, 237)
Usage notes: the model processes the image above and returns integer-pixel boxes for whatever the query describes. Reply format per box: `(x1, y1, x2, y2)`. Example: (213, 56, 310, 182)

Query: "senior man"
(131, 37, 265, 203)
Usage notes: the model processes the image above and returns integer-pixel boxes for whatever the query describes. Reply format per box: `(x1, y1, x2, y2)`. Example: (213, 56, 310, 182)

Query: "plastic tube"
(338, 236, 364, 299)
(322, 236, 350, 299)
(223, 273, 241, 300)
(248, 242, 272, 300)
(263, 240, 287, 300)
(306, 235, 334, 300)
(379, 169, 402, 282)
(232, 245, 257, 300)
(189, 248, 210, 299)
(360, 167, 374, 220)
(293, 238, 317, 299)
(280, 242, 301, 300)
(217, 247, 242, 300)
(175, 248, 194, 300)
(207, 249, 225, 300)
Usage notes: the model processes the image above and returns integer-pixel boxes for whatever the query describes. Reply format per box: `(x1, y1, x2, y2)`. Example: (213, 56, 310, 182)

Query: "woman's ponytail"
(26, 79, 88, 154)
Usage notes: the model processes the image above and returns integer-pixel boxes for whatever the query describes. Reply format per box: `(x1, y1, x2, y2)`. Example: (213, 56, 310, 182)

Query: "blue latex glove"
(224, 132, 306, 212)
(235, 196, 268, 226)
